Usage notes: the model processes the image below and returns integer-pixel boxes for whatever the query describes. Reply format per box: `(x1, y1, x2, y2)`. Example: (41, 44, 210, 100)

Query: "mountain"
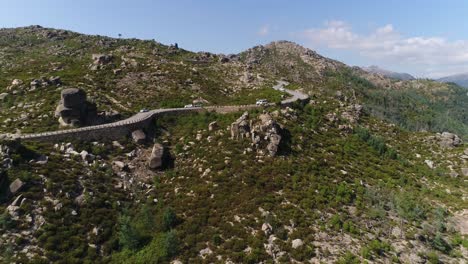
(437, 73, 468, 88)
(0, 26, 467, 263)
(363, 65, 415, 81)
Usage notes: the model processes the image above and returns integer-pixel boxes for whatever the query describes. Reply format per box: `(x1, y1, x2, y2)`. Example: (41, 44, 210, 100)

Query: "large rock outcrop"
(230, 112, 283, 156)
(437, 132, 462, 148)
(148, 143, 164, 169)
(54, 88, 97, 127)
(252, 113, 282, 156)
(231, 112, 251, 140)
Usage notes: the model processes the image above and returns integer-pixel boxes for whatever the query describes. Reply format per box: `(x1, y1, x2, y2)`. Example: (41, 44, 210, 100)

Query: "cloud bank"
(301, 21, 468, 78)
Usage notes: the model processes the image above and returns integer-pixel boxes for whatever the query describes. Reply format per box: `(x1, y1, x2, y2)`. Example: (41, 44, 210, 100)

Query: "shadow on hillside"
(277, 127, 292, 156)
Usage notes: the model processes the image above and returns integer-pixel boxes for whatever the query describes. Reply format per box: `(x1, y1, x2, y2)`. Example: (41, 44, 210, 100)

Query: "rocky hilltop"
(362, 65, 415, 81)
(0, 26, 467, 263)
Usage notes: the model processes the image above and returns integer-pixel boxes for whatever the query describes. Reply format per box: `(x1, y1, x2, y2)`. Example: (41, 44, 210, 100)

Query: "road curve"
(1, 81, 308, 141)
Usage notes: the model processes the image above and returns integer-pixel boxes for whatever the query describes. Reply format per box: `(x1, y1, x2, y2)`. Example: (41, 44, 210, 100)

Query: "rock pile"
(90, 54, 113, 70)
(54, 88, 97, 127)
(341, 104, 363, 123)
(231, 112, 283, 156)
(436, 132, 462, 148)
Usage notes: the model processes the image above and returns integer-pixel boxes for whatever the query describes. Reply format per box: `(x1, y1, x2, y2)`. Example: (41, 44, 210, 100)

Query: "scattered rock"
(208, 121, 218, 131)
(462, 168, 468, 177)
(9, 178, 24, 195)
(131, 129, 146, 144)
(0, 93, 9, 100)
(11, 79, 23, 86)
(113, 161, 127, 170)
(149, 143, 164, 169)
(49, 76, 61, 86)
(35, 155, 48, 165)
(262, 223, 272, 235)
(425, 160, 434, 169)
(341, 104, 363, 123)
(391, 226, 403, 238)
(80, 150, 95, 162)
(291, 239, 303, 249)
(452, 209, 468, 235)
(199, 247, 213, 258)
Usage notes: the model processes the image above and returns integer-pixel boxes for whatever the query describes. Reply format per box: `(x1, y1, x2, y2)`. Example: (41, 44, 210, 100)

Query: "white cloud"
(301, 21, 468, 78)
(258, 25, 270, 36)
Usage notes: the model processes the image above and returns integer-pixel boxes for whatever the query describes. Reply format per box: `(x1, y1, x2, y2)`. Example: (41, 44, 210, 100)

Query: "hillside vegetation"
(0, 26, 467, 263)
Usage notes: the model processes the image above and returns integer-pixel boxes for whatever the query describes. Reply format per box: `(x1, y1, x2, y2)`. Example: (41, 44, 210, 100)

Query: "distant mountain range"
(362, 65, 415, 81)
(437, 73, 468, 88)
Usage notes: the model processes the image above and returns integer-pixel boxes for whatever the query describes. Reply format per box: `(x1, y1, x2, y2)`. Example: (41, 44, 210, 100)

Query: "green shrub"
(394, 192, 426, 222)
(426, 251, 440, 264)
(0, 212, 15, 230)
(162, 207, 178, 231)
(336, 251, 360, 264)
(432, 233, 451, 254)
(118, 215, 143, 250)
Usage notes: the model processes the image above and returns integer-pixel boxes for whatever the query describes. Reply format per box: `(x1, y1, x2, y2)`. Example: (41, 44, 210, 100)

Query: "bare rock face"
(437, 132, 462, 148)
(149, 143, 164, 169)
(54, 88, 97, 127)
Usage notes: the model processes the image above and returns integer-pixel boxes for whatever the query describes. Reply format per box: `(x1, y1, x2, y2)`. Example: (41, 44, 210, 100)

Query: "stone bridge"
(2, 81, 308, 142)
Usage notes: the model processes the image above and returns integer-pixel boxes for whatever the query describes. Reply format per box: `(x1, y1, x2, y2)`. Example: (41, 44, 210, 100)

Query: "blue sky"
(1, 0, 468, 78)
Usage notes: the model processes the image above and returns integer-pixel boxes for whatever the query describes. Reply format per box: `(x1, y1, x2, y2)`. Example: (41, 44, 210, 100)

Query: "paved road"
(0, 81, 308, 141)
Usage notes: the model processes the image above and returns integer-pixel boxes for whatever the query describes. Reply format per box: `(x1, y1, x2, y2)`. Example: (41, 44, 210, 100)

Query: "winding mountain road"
(1, 81, 308, 142)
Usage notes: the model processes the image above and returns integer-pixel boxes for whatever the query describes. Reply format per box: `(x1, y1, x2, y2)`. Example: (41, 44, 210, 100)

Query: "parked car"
(256, 99, 268, 106)
(184, 104, 203, 108)
(139, 108, 149, 113)
(279, 87, 286, 92)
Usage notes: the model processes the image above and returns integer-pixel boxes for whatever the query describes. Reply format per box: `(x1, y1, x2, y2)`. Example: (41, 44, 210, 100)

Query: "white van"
(256, 99, 268, 106)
